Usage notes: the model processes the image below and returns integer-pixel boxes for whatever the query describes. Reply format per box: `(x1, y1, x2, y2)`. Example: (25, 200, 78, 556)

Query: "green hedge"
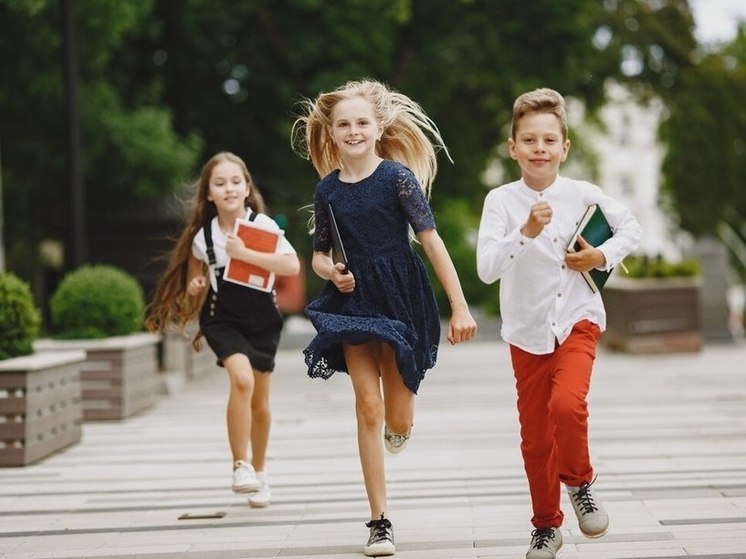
(0, 272, 41, 359)
(623, 254, 700, 279)
(49, 265, 145, 339)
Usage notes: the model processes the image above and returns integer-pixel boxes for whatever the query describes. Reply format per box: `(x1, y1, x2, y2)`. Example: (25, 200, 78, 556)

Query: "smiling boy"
(476, 88, 642, 559)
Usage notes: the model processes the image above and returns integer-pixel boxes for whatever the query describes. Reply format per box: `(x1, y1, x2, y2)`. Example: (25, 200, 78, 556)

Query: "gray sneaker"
(526, 527, 563, 559)
(364, 514, 395, 556)
(566, 477, 609, 538)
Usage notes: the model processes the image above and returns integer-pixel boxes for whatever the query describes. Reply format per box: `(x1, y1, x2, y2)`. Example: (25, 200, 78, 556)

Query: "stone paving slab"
(1, 337, 745, 559)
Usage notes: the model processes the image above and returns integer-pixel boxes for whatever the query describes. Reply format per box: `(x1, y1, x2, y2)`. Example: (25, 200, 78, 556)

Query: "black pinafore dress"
(198, 211, 284, 372)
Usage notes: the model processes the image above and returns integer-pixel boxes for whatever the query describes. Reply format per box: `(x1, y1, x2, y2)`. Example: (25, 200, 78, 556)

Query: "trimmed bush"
(0, 272, 41, 359)
(623, 254, 700, 279)
(50, 265, 145, 339)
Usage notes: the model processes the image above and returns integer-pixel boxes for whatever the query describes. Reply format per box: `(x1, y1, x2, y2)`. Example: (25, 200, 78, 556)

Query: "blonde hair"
(291, 79, 450, 199)
(144, 152, 267, 347)
(511, 88, 568, 141)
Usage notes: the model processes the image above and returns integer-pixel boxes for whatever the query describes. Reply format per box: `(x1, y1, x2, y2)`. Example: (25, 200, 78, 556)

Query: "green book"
(567, 204, 613, 293)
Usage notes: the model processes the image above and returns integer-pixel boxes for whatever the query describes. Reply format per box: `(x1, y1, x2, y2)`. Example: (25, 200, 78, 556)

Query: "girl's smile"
(207, 161, 249, 214)
(329, 96, 383, 160)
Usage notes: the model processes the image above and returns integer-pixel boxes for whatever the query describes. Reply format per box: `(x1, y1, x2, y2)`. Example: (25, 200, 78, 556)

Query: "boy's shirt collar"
(518, 175, 563, 198)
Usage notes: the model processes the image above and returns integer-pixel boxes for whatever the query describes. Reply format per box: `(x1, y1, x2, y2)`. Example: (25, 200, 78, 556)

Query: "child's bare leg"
(380, 343, 414, 435)
(250, 370, 272, 471)
(223, 353, 255, 463)
(344, 341, 387, 519)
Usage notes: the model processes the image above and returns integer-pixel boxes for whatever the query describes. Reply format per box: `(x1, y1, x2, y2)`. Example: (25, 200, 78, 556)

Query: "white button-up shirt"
(476, 176, 642, 354)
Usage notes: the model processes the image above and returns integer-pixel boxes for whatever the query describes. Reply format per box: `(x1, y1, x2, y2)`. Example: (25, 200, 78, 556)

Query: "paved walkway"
(1, 335, 746, 559)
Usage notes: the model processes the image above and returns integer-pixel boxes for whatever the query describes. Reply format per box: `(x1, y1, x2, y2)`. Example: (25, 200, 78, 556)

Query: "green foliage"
(623, 254, 700, 279)
(125, 0, 691, 207)
(0, 0, 200, 272)
(49, 265, 145, 339)
(0, 273, 42, 360)
(660, 34, 746, 239)
(82, 87, 203, 212)
(422, 199, 498, 316)
(586, 0, 697, 97)
(0, 0, 703, 300)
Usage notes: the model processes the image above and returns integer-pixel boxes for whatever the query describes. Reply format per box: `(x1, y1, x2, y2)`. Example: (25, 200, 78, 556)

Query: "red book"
(223, 219, 282, 292)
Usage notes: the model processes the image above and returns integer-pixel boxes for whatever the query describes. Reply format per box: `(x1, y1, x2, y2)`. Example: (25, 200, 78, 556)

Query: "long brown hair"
(144, 152, 267, 347)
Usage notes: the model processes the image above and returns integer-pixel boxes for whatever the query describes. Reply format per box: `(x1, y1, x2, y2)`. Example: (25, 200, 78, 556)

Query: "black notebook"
(327, 203, 348, 273)
(567, 204, 613, 293)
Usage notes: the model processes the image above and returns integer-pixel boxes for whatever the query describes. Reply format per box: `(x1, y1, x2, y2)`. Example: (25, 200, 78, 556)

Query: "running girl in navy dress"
(145, 152, 300, 508)
(292, 79, 477, 557)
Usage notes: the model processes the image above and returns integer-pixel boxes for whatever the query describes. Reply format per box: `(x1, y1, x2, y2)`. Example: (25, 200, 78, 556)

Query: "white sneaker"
(566, 477, 609, 538)
(384, 425, 411, 454)
(231, 460, 260, 493)
(248, 471, 271, 508)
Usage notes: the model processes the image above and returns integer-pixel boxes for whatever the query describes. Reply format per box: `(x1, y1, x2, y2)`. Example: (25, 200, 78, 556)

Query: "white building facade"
(587, 82, 682, 260)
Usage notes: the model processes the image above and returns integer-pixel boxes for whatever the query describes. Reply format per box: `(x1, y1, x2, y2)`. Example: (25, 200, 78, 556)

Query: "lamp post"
(62, 0, 87, 266)
(0, 141, 5, 273)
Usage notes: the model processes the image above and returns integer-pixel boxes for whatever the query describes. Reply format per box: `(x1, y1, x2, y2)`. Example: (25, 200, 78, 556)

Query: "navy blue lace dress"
(304, 159, 440, 394)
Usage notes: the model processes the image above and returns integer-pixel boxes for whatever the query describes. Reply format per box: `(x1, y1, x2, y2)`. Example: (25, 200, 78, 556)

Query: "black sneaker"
(364, 514, 395, 556)
(526, 527, 562, 559)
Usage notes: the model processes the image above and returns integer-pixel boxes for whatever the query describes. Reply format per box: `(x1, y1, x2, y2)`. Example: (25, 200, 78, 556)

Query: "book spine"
(581, 270, 600, 294)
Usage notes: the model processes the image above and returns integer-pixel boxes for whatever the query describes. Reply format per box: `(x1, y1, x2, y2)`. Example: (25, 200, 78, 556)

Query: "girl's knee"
(225, 354, 255, 394)
(355, 395, 384, 429)
(252, 401, 271, 423)
(229, 370, 255, 395)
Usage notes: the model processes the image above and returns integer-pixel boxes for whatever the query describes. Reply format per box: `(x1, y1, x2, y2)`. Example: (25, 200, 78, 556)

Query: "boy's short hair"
(511, 88, 568, 140)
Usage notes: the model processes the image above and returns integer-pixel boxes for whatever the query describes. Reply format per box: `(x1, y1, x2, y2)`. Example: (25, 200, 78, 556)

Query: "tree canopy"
(3, 0, 722, 307)
(659, 24, 746, 275)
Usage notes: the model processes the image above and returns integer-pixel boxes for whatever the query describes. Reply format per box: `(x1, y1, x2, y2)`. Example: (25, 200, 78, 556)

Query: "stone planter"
(0, 351, 86, 466)
(161, 323, 217, 381)
(602, 276, 703, 353)
(34, 333, 161, 421)
(159, 324, 218, 394)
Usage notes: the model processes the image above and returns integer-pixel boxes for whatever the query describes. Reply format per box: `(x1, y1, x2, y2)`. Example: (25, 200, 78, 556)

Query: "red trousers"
(509, 319, 601, 528)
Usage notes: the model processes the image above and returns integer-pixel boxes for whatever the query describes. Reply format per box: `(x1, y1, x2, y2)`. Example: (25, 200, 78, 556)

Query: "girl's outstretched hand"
(447, 306, 478, 345)
(187, 275, 208, 297)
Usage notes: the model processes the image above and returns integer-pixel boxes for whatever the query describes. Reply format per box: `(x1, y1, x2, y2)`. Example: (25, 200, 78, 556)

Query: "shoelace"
(571, 475, 599, 516)
(365, 514, 392, 543)
(530, 527, 556, 549)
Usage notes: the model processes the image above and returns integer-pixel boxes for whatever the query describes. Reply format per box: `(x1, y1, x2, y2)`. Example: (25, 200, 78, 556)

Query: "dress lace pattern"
(304, 160, 440, 394)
